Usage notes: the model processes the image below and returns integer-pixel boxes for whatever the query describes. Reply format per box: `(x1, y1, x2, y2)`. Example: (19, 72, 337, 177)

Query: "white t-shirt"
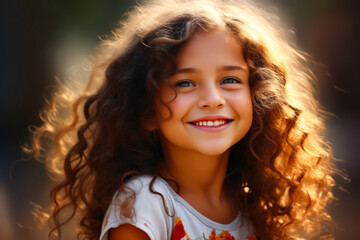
(100, 176, 256, 240)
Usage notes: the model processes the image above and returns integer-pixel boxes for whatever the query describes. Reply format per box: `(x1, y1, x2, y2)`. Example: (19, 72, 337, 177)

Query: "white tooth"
(199, 121, 203, 126)
(214, 120, 219, 126)
(207, 121, 213, 126)
(203, 121, 207, 126)
(195, 122, 199, 126)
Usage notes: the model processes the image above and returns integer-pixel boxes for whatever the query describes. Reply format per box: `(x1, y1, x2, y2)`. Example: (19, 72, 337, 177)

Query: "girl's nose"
(198, 85, 225, 109)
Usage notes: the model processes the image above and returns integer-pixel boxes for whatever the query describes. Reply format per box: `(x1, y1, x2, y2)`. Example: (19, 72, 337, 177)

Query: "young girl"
(28, 0, 336, 239)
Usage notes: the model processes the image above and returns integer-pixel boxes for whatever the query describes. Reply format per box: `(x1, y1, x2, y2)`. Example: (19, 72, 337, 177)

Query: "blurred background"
(1, 0, 359, 239)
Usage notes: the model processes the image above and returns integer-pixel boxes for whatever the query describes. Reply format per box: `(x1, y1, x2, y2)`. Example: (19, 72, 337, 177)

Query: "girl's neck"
(160, 145, 230, 202)
(160, 145, 239, 224)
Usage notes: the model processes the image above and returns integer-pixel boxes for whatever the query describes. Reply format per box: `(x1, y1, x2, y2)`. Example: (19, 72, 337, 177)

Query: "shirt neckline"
(157, 176, 243, 231)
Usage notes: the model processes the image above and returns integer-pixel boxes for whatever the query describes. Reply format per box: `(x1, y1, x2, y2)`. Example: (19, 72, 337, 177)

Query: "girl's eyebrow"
(218, 65, 246, 72)
(175, 67, 198, 74)
(175, 65, 245, 74)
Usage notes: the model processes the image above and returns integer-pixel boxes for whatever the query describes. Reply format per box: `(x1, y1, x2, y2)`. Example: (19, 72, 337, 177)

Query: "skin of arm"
(109, 224, 151, 240)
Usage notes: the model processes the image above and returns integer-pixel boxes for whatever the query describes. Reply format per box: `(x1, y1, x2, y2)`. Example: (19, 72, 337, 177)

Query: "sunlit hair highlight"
(26, 0, 336, 239)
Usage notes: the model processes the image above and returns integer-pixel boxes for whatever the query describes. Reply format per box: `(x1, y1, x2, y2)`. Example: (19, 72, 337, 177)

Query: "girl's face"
(156, 29, 252, 157)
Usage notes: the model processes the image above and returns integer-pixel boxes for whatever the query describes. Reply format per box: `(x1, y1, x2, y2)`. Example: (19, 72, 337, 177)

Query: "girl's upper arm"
(109, 224, 151, 240)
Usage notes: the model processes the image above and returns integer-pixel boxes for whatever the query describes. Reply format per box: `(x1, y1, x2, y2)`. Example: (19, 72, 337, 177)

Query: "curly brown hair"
(26, 0, 336, 239)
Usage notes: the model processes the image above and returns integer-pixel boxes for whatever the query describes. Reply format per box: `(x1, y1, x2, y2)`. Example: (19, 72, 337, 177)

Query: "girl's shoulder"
(99, 175, 174, 240)
(126, 175, 172, 195)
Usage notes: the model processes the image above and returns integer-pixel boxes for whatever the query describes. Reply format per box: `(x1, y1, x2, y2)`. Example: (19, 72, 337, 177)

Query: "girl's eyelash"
(221, 77, 242, 84)
(175, 80, 195, 87)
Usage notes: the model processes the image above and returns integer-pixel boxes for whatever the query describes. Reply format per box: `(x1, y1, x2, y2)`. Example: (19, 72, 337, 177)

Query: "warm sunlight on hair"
(26, 1, 336, 239)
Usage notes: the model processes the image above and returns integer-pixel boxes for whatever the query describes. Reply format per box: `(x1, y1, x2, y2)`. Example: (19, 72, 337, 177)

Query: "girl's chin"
(194, 144, 232, 157)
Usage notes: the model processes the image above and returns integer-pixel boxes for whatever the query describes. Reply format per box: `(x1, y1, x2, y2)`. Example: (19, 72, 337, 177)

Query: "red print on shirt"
(171, 217, 189, 240)
(247, 234, 257, 240)
(171, 216, 255, 240)
(209, 229, 235, 240)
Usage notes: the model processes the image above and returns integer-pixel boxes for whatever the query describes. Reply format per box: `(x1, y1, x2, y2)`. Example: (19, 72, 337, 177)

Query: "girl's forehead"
(176, 29, 246, 68)
(188, 29, 238, 47)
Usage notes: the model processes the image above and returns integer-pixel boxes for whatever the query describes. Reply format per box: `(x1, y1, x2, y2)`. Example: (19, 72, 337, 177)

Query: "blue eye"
(221, 77, 241, 85)
(175, 80, 195, 87)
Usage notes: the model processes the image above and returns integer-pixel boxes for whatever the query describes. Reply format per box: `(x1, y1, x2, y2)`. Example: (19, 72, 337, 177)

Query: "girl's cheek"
(228, 90, 251, 104)
(228, 92, 253, 119)
(167, 94, 194, 115)
(156, 93, 192, 119)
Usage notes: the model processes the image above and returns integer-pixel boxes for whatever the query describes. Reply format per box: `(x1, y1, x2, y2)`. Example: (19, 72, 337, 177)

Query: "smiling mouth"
(190, 119, 232, 127)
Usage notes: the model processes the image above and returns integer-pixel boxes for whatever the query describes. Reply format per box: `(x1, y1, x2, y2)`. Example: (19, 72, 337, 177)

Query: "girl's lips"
(187, 116, 233, 129)
(188, 120, 233, 132)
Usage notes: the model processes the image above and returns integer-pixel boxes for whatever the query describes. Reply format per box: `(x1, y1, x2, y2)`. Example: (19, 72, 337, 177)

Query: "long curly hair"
(26, 0, 336, 239)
